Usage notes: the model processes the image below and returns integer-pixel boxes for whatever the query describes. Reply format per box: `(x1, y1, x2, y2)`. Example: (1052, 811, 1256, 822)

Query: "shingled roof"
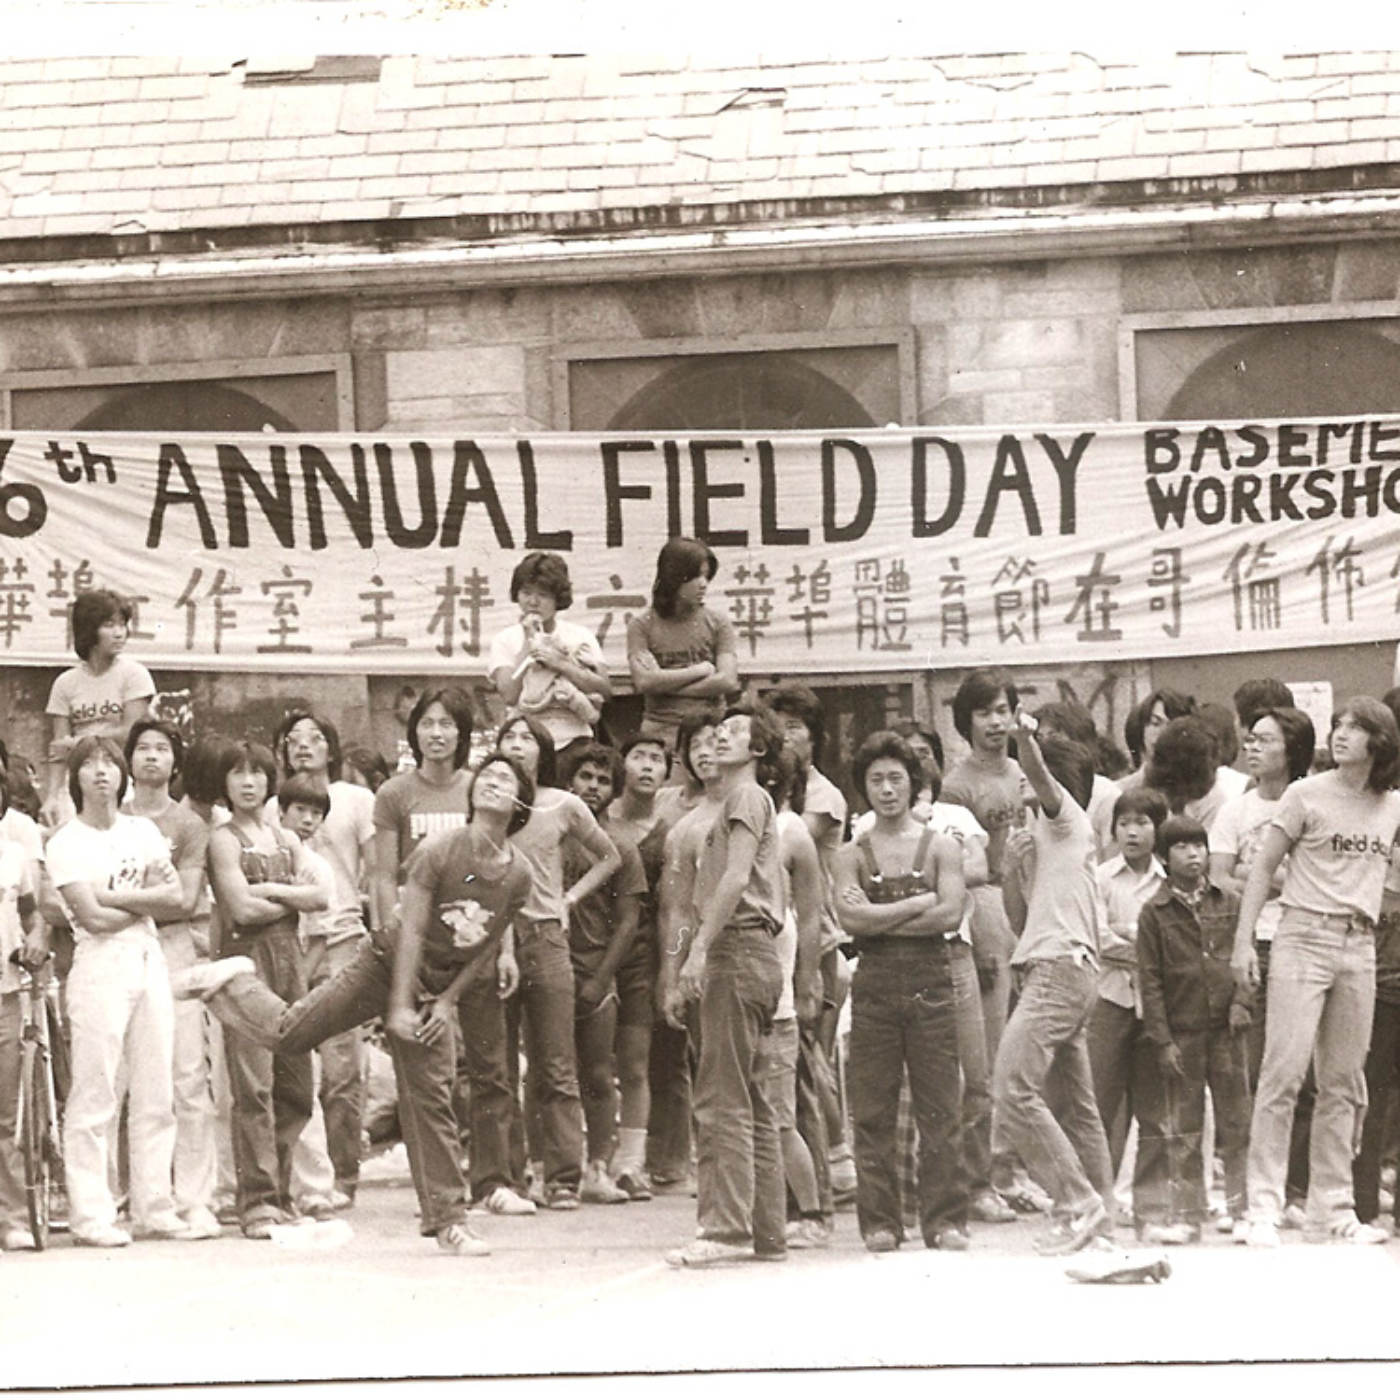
(2, 51, 1399, 243)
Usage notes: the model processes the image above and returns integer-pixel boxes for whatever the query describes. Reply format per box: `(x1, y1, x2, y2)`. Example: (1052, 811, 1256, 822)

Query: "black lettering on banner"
(301, 445, 373, 550)
(147, 444, 216, 549)
(0, 441, 46, 540)
(1342, 465, 1383, 518)
(1370, 421, 1400, 461)
(757, 440, 809, 546)
(601, 440, 655, 549)
(1277, 424, 1313, 468)
(375, 442, 437, 548)
(1144, 428, 1180, 473)
(518, 441, 572, 550)
(662, 440, 683, 539)
(218, 443, 295, 549)
(1231, 473, 1264, 523)
(1303, 470, 1335, 519)
(690, 439, 748, 548)
(1317, 422, 1363, 465)
(1269, 473, 1304, 520)
(1234, 426, 1270, 469)
(1037, 431, 1092, 533)
(911, 437, 964, 538)
(440, 440, 514, 550)
(973, 435, 1041, 537)
(821, 438, 875, 543)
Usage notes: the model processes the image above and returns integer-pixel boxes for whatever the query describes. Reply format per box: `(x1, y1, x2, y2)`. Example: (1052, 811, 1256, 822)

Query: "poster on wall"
(0, 416, 1397, 673)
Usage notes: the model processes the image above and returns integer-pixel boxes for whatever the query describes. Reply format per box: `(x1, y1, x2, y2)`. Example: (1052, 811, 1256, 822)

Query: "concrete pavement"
(4, 1170, 1400, 1388)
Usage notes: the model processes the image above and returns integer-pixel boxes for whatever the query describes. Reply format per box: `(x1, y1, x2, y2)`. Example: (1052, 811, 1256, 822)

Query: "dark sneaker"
(544, 1182, 581, 1211)
(1034, 1200, 1108, 1257)
(614, 1171, 653, 1201)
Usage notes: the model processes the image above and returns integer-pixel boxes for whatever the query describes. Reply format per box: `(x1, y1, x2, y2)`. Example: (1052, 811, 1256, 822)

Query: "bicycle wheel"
(20, 1042, 52, 1249)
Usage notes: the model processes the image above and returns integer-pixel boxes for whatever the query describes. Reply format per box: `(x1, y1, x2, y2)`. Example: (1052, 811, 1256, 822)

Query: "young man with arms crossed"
(122, 719, 223, 1239)
(834, 731, 969, 1253)
(1232, 696, 1400, 1247)
(666, 704, 789, 1267)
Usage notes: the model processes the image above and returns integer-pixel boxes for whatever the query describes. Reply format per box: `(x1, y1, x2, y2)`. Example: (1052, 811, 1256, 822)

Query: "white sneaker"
(171, 957, 257, 1001)
(1281, 1201, 1308, 1231)
(74, 1223, 132, 1248)
(437, 1222, 491, 1257)
(475, 1185, 537, 1216)
(1326, 1215, 1389, 1245)
(579, 1162, 629, 1205)
(181, 1206, 223, 1240)
(133, 1211, 199, 1241)
(1244, 1219, 1282, 1248)
(2, 1227, 36, 1251)
(1231, 1219, 1251, 1245)
(665, 1237, 754, 1268)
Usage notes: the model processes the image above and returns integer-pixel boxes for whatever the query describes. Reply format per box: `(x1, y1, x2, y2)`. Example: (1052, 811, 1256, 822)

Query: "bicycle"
(10, 949, 65, 1249)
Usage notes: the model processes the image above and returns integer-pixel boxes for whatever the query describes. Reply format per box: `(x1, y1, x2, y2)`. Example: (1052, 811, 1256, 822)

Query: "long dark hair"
(651, 537, 717, 619)
(496, 712, 557, 789)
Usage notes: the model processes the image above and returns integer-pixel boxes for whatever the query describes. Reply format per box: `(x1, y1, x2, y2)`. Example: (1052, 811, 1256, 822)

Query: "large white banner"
(0, 419, 1397, 672)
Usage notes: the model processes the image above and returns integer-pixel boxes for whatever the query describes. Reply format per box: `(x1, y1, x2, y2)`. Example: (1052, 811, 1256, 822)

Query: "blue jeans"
(506, 920, 584, 1189)
(1247, 910, 1376, 1227)
(1086, 997, 1155, 1174)
(694, 926, 785, 1254)
(209, 939, 468, 1235)
(992, 957, 1113, 1219)
(849, 940, 971, 1242)
(646, 1018, 694, 1183)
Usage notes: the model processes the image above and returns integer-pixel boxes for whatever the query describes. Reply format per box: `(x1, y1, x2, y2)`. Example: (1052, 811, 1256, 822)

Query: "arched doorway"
(76, 380, 299, 433)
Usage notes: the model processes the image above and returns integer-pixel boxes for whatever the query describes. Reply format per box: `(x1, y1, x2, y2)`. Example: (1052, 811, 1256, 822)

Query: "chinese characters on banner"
(0, 420, 1398, 672)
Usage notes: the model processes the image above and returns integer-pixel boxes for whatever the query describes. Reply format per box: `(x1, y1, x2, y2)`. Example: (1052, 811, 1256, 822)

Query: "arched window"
(608, 352, 878, 431)
(75, 380, 298, 433)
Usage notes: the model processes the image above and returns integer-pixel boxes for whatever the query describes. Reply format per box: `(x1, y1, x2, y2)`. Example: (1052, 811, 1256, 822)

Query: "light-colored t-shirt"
(941, 755, 1029, 884)
(1087, 772, 1121, 863)
(488, 617, 605, 746)
(0, 841, 35, 995)
(696, 781, 785, 936)
(1183, 770, 1234, 834)
(510, 787, 609, 926)
(1271, 771, 1400, 923)
(266, 779, 375, 945)
(46, 811, 169, 944)
(45, 656, 155, 737)
(1012, 793, 1100, 967)
(1210, 786, 1287, 943)
(373, 768, 471, 877)
(626, 606, 737, 740)
(0, 808, 43, 876)
(804, 766, 849, 955)
(122, 798, 210, 950)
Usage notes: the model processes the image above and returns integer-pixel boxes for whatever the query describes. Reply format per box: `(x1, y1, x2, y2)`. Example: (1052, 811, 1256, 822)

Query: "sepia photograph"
(2, 2, 1400, 1390)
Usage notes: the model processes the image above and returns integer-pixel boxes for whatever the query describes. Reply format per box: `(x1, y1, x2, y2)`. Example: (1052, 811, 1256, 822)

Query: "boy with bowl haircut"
(1089, 786, 1169, 1173)
(1135, 815, 1252, 1244)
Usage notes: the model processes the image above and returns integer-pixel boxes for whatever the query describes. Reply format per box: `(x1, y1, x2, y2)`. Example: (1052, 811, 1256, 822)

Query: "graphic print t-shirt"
(405, 827, 532, 995)
(46, 656, 155, 737)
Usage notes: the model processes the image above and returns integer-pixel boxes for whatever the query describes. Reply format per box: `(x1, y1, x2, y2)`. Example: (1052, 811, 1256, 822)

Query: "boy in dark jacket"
(1135, 815, 1253, 1244)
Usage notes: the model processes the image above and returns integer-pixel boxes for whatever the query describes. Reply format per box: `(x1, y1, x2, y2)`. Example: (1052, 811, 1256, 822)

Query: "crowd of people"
(2, 544, 1400, 1270)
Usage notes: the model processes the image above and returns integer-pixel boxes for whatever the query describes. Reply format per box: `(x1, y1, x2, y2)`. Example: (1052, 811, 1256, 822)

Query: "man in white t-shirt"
(47, 735, 193, 1247)
(269, 710, 377, 1207)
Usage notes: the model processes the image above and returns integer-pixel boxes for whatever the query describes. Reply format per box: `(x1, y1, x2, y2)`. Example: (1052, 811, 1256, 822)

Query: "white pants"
(64, 935, 176, 1234)
(161, 926, 218, 1215)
